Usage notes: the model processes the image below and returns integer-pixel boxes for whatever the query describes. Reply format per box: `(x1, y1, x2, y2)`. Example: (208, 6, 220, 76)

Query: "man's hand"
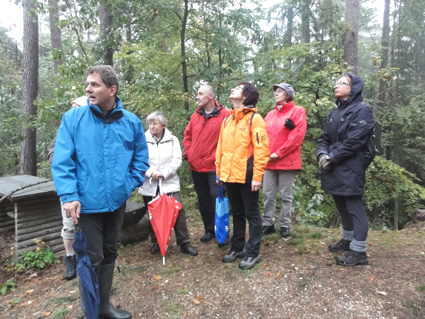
(269, 153, 279, 161)
(251, 180, 261, 192)
(63, 201, 81, 224)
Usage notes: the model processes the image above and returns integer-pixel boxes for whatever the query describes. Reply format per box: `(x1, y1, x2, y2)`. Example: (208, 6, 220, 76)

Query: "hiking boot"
(180, 243, 198, 256)
(262, 225, 275, 235)
(329, 239, 351, 252)
(222, 250, 246, 263)
(200, 232, 215, 242)
(238, 255, 261, 270)
(336, 250, 368, 267)
(280, 227, 291, 238)
(64, 254, 77, 281)
(150, 243, 160, 254)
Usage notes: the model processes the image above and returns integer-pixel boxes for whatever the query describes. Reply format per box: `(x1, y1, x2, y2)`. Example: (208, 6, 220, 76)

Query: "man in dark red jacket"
(183, 85, 229, 243)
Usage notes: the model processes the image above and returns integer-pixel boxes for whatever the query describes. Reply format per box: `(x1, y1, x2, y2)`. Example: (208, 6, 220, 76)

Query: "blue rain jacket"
(52, 97, 149, 213)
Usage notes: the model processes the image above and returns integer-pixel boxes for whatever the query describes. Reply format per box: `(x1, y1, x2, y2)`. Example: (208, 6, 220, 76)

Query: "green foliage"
(0, 279, 16, 295)
(364, 156, 425, 227)
(9, 240, 59, 272)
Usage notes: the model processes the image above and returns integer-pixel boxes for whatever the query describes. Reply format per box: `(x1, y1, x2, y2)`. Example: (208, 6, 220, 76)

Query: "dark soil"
(0, 221, 424, 319)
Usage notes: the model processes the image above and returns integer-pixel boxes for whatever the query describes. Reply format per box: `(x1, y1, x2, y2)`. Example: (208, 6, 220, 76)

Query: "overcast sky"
(0, 0, 384, 44)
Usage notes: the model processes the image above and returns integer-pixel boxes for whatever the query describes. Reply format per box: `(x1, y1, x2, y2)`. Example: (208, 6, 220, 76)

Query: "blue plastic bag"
(215, 185, 229, 244)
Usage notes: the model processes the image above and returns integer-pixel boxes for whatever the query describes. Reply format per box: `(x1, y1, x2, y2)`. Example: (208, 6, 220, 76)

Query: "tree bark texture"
(99, 0, 114, 66)
(48, 0, 63, 76)
(343, 0, 360, 74)
(181, 0, 189, 111)
(19, 0, 39, 176)
(284, 6, 293, 47)
(376, 0, 391, 154)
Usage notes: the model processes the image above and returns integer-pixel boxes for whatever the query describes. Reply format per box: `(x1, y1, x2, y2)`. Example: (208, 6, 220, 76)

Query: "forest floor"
(0, 218, 424, 319)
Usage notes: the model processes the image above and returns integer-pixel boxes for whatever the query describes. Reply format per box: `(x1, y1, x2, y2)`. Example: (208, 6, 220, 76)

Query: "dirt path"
(0, 223, 424, 319)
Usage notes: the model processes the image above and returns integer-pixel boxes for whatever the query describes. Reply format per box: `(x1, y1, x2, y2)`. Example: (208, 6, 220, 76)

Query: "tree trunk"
(99, 0, 114, 66)
(284, 6, 293, 47)
(181, 0, 189, 111)
(48, 0, 63, 77)
(19, 0, 39, 176)
(343, 0, 360, 74)
(301, 1, 310, 44)
(376, 0, 391, 154)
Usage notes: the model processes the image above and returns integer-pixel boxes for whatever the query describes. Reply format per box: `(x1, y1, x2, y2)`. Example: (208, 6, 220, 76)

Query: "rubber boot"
(98, 263, 132, 319)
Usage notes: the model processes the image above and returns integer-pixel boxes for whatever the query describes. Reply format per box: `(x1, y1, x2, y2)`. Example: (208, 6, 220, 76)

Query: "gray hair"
(200, 84, 215, 99)
(146, 111, 168, 126)
(87, 65, 119, 96)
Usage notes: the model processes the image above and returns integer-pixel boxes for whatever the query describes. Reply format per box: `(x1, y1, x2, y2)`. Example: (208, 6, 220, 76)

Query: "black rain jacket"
(317, 74, 375, 196)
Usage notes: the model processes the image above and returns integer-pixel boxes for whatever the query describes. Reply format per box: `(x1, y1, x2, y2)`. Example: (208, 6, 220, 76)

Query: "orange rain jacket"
(215, 106, 270, 184)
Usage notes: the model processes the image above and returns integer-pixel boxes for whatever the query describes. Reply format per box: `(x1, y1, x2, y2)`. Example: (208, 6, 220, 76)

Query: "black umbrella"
(72, 223, 100, 319)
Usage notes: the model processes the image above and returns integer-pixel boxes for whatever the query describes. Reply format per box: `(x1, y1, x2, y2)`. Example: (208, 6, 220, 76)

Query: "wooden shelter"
(0, 175, 63, 260)
(0, 175, 149, 261)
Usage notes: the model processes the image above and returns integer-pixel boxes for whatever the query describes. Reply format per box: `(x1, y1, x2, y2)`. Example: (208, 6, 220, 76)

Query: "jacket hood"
(145, 127, 172, 143)
(229, 105, 257, 121)
(195, 101, 225, 116)
(337, 73, 363, 106)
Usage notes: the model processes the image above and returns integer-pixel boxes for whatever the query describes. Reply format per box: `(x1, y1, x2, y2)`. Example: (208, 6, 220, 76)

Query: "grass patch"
(159, 300, 183, 317)
(307, 231, 323, 239)
(176, 288, 189, 295)
(53, 308, 68, 319)
(417, 284, 425, 292)
(165, 267, 181, 276)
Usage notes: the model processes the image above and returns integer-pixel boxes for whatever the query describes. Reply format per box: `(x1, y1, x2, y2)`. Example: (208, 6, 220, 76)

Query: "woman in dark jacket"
(317, 73, 374, 267)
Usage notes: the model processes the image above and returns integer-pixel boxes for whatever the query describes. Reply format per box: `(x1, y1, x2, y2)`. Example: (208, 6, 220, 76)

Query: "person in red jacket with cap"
(262, 83, 307, 238)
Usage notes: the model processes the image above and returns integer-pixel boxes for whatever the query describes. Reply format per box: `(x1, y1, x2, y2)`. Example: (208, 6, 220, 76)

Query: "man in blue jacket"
(52, 65, 149, 319)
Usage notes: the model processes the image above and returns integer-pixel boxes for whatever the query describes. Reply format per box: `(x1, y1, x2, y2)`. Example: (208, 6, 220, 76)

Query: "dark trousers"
(79, 203, 126, 268)
(333, 195, 368, 241)
(192, 170, 220, 234)
(225, 182, 262, 257)
(143, 192, 190, 246)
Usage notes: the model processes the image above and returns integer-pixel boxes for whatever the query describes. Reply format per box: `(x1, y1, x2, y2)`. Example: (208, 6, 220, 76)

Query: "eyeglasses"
(233, 85, 244, 91)
(335, 81, 351, 87)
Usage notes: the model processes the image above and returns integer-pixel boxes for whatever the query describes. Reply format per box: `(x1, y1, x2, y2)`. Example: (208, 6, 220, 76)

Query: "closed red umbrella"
(147, 186, 182, 265)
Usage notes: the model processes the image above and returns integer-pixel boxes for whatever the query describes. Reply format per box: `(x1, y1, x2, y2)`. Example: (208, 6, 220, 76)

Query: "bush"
(9, 239, 59, 272)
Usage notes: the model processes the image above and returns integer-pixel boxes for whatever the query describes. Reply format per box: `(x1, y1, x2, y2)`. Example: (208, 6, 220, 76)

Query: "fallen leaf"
(43, 312, 51, 317)
(377, 290, 387, 296)
(276, 273, 281, 277)
(154, 275, 161, 280)
(198, 294, 204, 300)
(26, 289, 34, 294)
(29, 272, 37, 278)
(267, 272, 273, 277)
(152, 286, 159, 290)
(370, 276, 376, 282)
(368, 242, 375, 246)
(193, 299, 201, 305)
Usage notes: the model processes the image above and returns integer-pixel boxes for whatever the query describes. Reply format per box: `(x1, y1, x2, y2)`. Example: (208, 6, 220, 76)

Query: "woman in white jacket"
(139, 111, 198, 256)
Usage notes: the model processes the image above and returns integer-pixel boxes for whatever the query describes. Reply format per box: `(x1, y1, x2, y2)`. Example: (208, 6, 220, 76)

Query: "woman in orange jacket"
(216, 82, 269, 270)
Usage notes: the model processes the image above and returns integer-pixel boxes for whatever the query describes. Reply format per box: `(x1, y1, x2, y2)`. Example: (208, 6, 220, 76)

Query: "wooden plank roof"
(0, 175, 56, 202)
